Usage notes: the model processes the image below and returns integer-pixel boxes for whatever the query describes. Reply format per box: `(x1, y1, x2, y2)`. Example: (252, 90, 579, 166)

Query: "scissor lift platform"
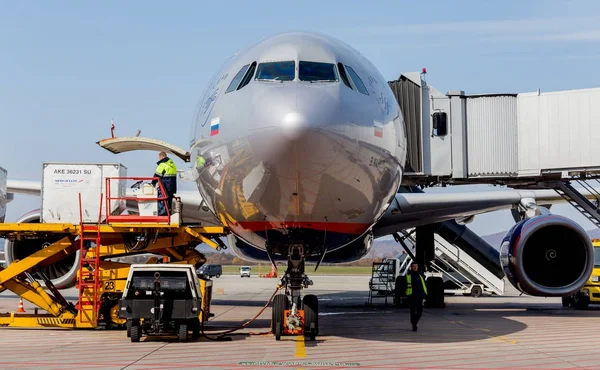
(0, 180, 227, 329)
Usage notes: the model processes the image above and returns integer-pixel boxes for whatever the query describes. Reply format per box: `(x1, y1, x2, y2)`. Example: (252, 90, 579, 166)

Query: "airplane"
(4, 31, 596, 340)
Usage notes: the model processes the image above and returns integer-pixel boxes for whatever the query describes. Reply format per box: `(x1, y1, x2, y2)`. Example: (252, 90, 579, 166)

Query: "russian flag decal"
(210, 117, 220, 136)
(374, 121, 383, 138)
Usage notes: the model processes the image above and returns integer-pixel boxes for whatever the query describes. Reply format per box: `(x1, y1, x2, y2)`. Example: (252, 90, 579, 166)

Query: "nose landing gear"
(271, 245, 319, 341)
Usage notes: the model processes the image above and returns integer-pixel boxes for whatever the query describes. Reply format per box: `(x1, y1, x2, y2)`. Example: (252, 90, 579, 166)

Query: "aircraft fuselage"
(189, 32, 407, 261)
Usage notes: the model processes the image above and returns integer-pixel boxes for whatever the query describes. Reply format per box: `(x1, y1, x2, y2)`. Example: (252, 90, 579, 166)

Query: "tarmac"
(0, 274, 599, 369)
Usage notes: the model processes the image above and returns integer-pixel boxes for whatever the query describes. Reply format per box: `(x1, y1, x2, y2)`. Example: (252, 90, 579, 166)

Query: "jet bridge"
(391, 72, 600, 187)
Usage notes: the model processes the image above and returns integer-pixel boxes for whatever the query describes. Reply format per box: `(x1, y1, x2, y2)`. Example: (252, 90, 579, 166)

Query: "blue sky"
(2, 1, 600, 236)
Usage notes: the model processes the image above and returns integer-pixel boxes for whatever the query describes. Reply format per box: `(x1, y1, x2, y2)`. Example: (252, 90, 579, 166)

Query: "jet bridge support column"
(415, 225, 435, 271)
(416, 224, 445, 308)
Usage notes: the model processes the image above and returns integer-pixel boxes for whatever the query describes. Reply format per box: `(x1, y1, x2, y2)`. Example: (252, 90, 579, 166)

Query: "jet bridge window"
(345, 65, 369, 95)
(225, 64, 251, 93)
(299, 61, 338, 82)
(432, 112, 448, 136)
(255, 61, 295, 81)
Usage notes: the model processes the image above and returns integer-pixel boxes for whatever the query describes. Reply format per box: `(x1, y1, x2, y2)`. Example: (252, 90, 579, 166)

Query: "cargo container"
(41, 163, 127, 224)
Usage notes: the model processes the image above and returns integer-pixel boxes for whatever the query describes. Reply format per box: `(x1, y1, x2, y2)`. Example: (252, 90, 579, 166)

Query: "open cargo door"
(97, 136, 191, 162)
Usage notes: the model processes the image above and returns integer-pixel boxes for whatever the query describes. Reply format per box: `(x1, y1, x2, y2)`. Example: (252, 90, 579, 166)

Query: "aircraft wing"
(7, 180, 42, 197)
(372, 188, 571, 237)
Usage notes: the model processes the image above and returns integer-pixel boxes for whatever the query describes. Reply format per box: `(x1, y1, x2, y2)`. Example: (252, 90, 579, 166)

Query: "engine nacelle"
(4, 210, 79, 289)
(500, 214, 594, 297)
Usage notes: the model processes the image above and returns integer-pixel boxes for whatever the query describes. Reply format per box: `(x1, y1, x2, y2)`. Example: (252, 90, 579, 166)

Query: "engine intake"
(500, 214, 594, 297)
(4, 210, 79, 289)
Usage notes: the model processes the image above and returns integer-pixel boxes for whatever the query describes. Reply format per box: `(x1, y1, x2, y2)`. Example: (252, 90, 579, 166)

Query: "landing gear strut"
(271, 245, 319, 341)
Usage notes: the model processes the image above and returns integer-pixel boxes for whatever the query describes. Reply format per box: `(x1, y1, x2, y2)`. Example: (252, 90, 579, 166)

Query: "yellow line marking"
(295, 335, 306, 358)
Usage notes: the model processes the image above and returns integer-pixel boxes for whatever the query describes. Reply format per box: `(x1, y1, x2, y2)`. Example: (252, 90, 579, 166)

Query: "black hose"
(199, 286, 281, 341)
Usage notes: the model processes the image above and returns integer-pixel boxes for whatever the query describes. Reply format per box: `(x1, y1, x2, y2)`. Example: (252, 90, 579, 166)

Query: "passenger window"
(225, 64, 250, 93)
(337, 63, 352, 89)
(237, 62, 256, 90)
(255, 61, 295, 81)
(432, 112, 448, 136)
(345, 65, 369, 95)
(299, 61, 337, 82)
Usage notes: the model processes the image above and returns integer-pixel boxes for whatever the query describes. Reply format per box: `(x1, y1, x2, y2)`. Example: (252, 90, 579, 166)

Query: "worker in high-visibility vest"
(152, 151, 177, 216)
(406, 261, 428, 332)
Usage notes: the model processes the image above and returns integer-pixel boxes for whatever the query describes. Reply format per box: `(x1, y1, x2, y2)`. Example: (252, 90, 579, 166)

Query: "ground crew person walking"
(152, 152, 177, 216)
(406, 261, 428, 331)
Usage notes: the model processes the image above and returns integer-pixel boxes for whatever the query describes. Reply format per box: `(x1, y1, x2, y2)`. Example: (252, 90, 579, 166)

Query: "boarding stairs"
(553, 180, 600, 229)
(396, 229, 504, 296)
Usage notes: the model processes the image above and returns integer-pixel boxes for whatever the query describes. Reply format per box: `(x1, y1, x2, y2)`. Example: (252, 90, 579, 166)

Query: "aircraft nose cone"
(281, 111, 308, 140)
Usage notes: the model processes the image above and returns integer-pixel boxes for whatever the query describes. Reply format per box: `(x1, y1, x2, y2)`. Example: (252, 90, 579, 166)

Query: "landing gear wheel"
(272, 294, 287, 339)
(425, 276, 445, 308)
(573, 294, 590, 310)
(130, 324, 141, 343)
(471, 286, 483, 298)
(302, 294, 319, 341)
(394, 275, 407, 306)
(178, 323, 188, 342)
(126, 319, 132, 337)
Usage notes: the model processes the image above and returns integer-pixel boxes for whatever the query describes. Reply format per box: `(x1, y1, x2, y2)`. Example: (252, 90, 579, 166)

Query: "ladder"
(367, 260, 397, 305)
(77, 193, 103, 324)
(555, 181, 600, 228)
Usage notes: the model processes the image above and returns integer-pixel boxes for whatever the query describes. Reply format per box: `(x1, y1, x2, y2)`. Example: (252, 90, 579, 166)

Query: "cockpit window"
(299, 61, 338, 82)
(337, 63, 352, 89)
(237, 62, 256, 90)
(345, 65, 370, 95)
(225, 64, 250, 93)
(255, 61, 295, 81)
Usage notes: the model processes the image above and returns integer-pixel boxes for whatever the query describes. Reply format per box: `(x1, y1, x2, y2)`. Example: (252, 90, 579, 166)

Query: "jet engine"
(499, 214, 594, 297)
(4, 210, 79, 289)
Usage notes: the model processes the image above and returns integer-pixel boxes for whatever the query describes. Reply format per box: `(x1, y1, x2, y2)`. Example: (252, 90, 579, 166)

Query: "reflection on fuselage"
(190, 32, 407, 260)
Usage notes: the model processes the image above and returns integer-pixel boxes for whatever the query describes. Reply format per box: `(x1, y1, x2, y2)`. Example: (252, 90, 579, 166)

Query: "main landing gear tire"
(394, 275, 407, 307)
(425, 276, 445, 308)
(303, 294, 319, 341)
(272, 294, 287, 341)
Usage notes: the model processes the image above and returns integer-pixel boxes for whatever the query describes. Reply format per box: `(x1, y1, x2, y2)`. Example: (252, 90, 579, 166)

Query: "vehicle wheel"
(561, 296, 571, 307)
(216, 274, 221, 278)
(178, 323, 188, 342)
(303, 294, 319, 340)
(272, 294, 287, 338)
(130, 325, 141, 343)
(126, 319, 132, 338)
(471, 286, 483, 298)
